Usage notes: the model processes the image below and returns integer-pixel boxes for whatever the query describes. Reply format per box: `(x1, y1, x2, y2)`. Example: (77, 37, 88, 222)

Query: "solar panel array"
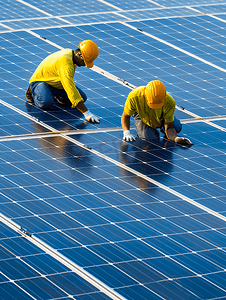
(1, 0, 226, 299)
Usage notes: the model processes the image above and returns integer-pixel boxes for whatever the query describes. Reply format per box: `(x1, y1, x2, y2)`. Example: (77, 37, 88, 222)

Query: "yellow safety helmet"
(79, 40, 99, 68)
(145, 80, 166, 109)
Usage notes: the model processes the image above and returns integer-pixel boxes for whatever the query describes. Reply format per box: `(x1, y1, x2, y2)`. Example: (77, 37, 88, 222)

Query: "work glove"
(83, 110, 100, 123)
(123, 130, 136, 142)
(175, 136, 193, 145)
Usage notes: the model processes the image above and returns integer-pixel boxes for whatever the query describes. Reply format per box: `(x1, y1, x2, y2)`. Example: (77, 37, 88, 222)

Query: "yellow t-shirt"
(30, 49, 83, 108)
(124, 86, 175, 129)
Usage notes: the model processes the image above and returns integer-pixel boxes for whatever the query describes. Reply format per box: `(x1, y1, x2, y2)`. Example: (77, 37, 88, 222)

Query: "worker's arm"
(76, 101, 88, 113)
(164, 122, 177, 141)
(121, 111, 135, 141)
(165, 122, 193, 145)
(59, 64, 100, 123)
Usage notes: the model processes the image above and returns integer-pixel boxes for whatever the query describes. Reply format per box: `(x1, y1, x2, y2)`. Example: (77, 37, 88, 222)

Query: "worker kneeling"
(25, 40, 100, 123)
(121, 80, 193, 145)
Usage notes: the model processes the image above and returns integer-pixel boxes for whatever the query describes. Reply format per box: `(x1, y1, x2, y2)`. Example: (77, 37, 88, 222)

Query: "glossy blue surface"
(1, 0, 226, 299)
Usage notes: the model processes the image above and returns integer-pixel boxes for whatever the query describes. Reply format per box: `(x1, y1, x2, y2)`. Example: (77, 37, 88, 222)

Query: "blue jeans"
(134, 114, 182, 140)
(30, 81, 87, 109)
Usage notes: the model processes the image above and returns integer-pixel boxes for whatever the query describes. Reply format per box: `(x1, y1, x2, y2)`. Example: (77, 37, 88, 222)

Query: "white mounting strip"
(3, 27, 226, 140)
(97, 0, 123, 11)
(146, 0, 165, 8)
(0, 99, 57, 132)
(55, 16, 75, 25)
(0, 10, 129, 24)
(1, 97, 226, 223)
(58, 134, 226, 223)
(181, 115, 226, 123)
(27, 29, 65, 49)
(1, 115, 226, 142)
(122, 22, 226, 73)
(1, 23, 226, 298)
(113, 12, 132, 21)
(91, 69, 226, 133)
(0, 213, 127, 300)
(0, 126, 124, 142)
(174, 107, 226, 132)
(0, 29, 223, 215)
(209, 14, 226, 23)
(0, 23, 13, 30)
(186, 6, 204, 14)
(15, 0, 53, 17)
(5, 26, 226, 135)
(2, 4, 226, 29)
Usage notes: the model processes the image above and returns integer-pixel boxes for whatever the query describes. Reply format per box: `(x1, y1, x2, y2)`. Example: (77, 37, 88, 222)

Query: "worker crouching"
(121, 80, 193, 145)
(26, 40, 100, 123)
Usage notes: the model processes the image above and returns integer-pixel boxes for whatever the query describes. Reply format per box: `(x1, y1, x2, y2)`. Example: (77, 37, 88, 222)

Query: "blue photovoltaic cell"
(0, 223, 112, 299)
(193, 4, 226, 13)
(153, 0, 226, 5)
(0, 1, 45, 21)
(1, 18, 69, 31)
(1, 0, 226, 299)
(118, 7, 201, 20)
(64, 13, 129, 25)
(25, 0, 116, 14)
(0, 124, 225, 298)
(101, 0, 159, 10)
(39, 20, 225, 118)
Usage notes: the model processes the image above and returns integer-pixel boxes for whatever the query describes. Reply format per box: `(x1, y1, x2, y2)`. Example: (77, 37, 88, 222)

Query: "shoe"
(54, 96, 71, 107)
(25, 85, 34, 103)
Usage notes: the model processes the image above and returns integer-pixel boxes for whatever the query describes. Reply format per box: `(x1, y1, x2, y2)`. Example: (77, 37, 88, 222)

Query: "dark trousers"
(30, 81, 87, 109)
(134, 114, 182, 139)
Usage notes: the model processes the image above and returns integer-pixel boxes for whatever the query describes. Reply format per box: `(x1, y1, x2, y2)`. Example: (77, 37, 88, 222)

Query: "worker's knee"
(34, 95, 52, 109)
(135, 118, 159, 140)
(31, 82, 54, 109)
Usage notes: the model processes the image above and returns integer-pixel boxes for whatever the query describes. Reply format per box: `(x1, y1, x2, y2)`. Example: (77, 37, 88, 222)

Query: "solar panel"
(0, 220, 117, 298)
(1, 0, 226, 299)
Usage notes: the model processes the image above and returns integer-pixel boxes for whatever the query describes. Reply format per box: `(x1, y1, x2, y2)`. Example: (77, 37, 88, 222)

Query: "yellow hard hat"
(79, 40, 99, 68)
(145, 80, 166, 109)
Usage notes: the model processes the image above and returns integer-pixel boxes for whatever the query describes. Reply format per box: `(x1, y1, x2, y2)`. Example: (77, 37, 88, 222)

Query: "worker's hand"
(175, 137, 193, 145)
(123, 130, 136, 142)
(83, 110, 100, 123)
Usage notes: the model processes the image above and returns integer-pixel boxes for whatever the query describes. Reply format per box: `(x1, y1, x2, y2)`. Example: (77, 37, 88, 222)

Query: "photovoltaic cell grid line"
(0, 222, 113, 300)
(0, 17, 226, 300)
(0, 29, 130, 136)
(1, 125, 226, 299)
(0, 0, 115, 20)
(29, 17, 226, 117)
(1, 16, 226, 135)
(1, 21, 226, 225)
(0, 40, 226, 300)
(1, 0, 226, 299)
(2, 3, 226, 31)
(1, 109, 226, 298)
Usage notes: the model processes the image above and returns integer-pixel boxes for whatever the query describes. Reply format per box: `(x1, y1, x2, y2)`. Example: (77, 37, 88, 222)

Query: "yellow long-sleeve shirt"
(124, 86, 175, 129)
(30, 49, 83, 108)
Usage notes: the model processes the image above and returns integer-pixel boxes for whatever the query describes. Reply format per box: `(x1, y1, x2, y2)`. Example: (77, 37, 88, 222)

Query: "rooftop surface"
(1, 0, 226, 299)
